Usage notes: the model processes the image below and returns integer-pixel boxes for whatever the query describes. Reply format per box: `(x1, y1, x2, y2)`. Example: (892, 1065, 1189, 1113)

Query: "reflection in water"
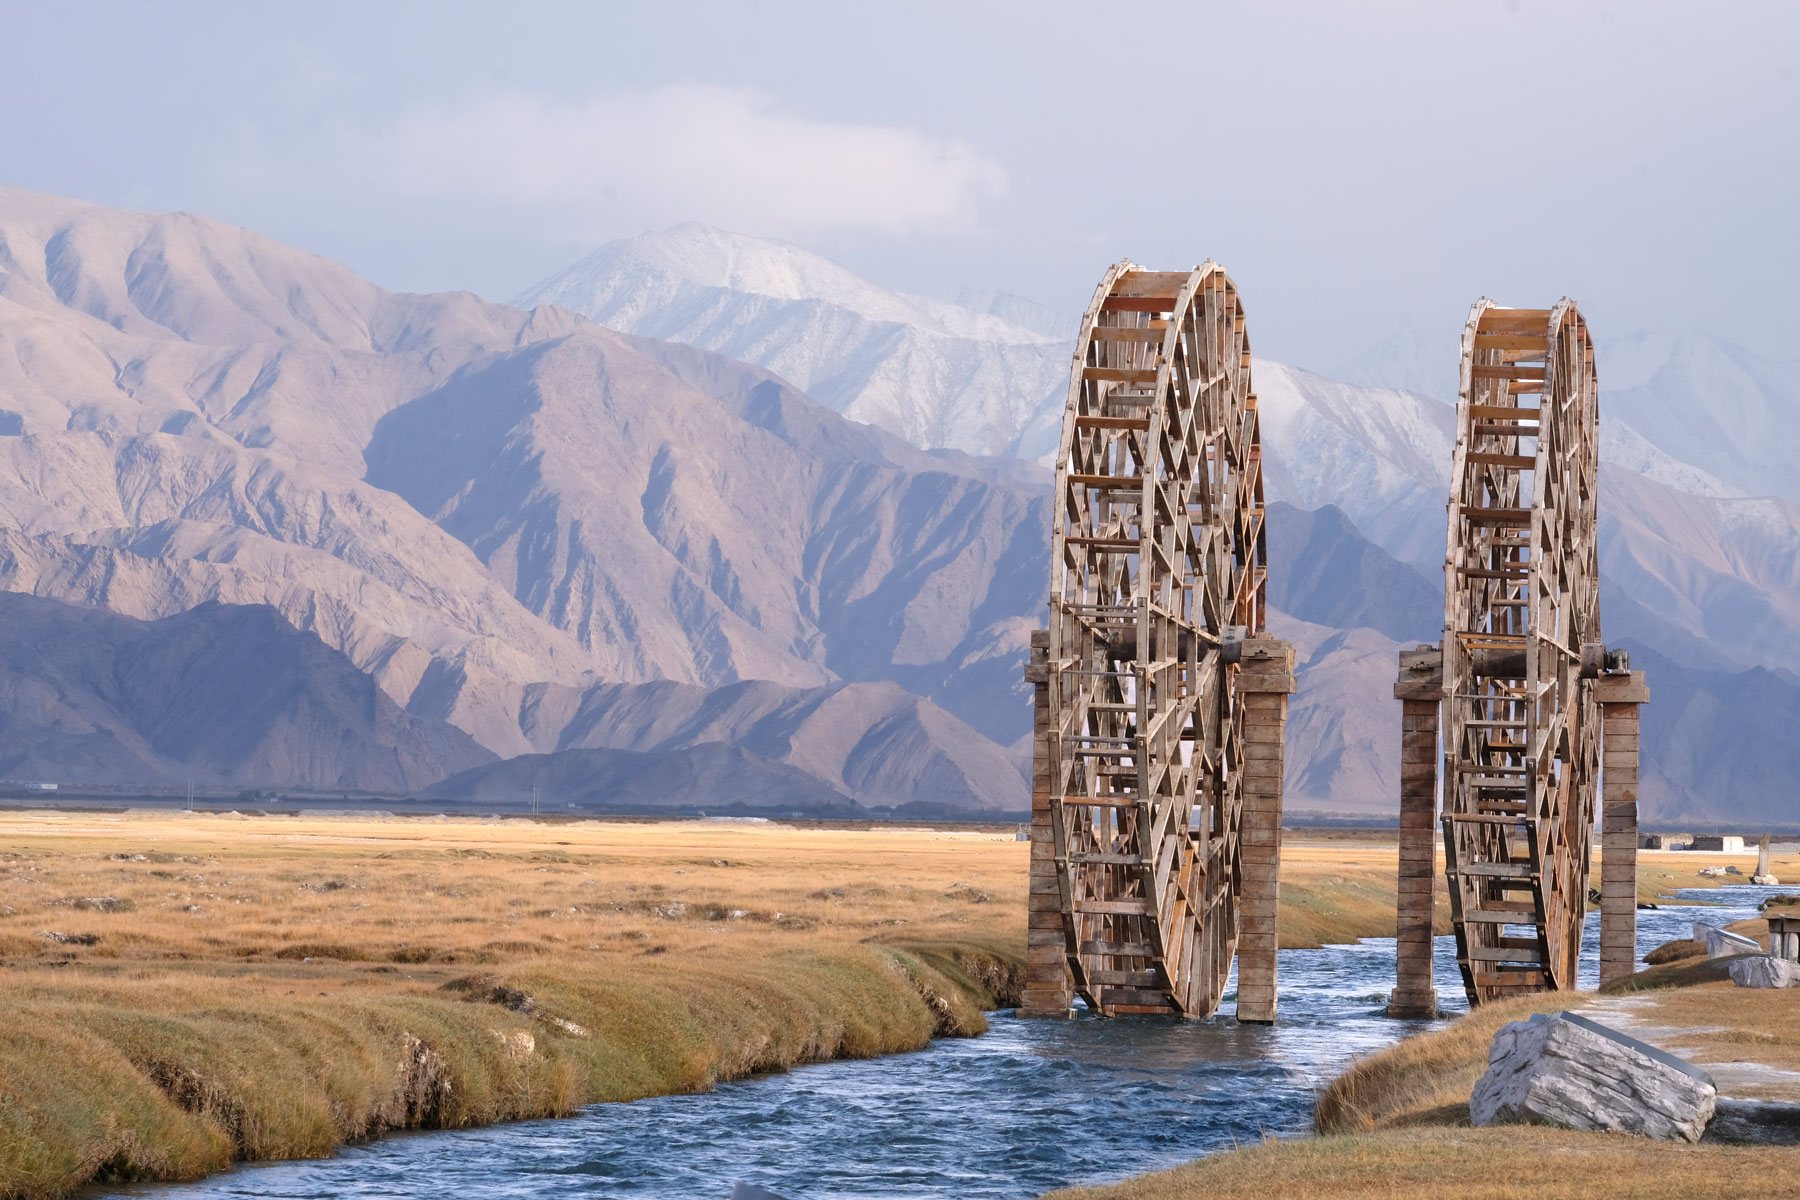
(110, 886, 1781, 1200)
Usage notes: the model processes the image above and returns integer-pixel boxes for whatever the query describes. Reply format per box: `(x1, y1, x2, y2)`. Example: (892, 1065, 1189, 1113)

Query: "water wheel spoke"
(1032, 261, 1287, 1020)
(1443, 299, 1603, 1006)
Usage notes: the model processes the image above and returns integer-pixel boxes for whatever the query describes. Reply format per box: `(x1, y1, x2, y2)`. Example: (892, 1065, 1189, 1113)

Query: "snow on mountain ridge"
(517, 223, 1074, 457)
(1600, 421, 1742, 498)
(1601, 331, 1800, 503)
(1332, 323, 1800, 504)
(954, 286, 1079, 341)
(1255, 362, 1456, 567)
(522, 223, 1058, 344)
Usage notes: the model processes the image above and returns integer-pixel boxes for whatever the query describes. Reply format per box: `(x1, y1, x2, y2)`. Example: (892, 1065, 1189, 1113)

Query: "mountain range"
(0, 190, 1793, 823)
(0, 187, 1035, 811)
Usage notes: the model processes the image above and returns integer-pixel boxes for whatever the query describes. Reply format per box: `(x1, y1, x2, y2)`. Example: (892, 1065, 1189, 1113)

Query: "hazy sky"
(3, 1, 1795, 371)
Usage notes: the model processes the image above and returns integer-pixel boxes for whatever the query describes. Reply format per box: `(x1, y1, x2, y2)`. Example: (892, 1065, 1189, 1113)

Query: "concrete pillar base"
(1385, 990, 1440, 1020)
(1391, 644, 1444, 1020)
(1019, 628, 1075, 1019)
(1235, 637, 1296, 1025)
(1596, 670, 1650, 990)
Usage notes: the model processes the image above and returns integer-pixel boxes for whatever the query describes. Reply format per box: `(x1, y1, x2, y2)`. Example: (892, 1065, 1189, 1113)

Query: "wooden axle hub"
(1468, 643, 1627, 679)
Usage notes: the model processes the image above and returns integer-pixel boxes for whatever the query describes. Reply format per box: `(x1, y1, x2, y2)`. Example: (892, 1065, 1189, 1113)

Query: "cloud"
(335, 85, 1006, 240)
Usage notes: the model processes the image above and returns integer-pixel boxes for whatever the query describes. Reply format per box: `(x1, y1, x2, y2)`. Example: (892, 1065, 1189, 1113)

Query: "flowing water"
(110, 885, 1786, 1200)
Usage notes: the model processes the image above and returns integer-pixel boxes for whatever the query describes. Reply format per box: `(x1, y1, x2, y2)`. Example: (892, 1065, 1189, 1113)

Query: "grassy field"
(0, 810, 1032, 1197)
(1042, 1126, 1800, 1200)
(0, 810, 1449, 1197)
(3, 811, 1788, 1198)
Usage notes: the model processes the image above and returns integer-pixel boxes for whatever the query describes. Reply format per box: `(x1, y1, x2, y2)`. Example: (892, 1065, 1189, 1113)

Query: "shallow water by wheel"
(108, 885, 1783, 1199)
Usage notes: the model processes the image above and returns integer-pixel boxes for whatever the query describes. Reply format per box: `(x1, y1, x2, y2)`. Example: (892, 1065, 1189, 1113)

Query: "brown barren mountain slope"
(0, 186, 1048, 803)
(0, 592, 490, 790)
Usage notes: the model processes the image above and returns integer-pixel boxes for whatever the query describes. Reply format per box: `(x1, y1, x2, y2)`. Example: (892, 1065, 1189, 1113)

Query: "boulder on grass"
(1728, 955, 1800, 989)
(1470, 1012, 1716, 1141)
(1695, 924, 1763, 958)
(1753, 874, 1781, 886)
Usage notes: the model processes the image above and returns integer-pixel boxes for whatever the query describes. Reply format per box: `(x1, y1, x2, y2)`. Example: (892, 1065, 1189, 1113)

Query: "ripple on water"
(105, 885, 1782, 1200)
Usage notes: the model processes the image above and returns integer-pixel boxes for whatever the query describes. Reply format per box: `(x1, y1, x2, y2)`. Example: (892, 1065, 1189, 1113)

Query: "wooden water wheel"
(1045, 261, 1267, 1017)
(1441, 299, 1602, 1004)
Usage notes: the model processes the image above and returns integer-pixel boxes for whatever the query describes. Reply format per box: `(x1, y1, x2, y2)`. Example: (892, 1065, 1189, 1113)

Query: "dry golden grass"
(10, 811, 1772, 1199)
(1612, 983, 1800, 1091)
(1265, 840, 1452, 946)
(1044, 1126, 1800, 1200)
(1608, 916, 1784, 995)
(1314, 992, 1578, 1133)
(0, 817, 1429, 973)
(0, 810, 1033, 967)
(0, 811, 1036, 1198)
(0, 812, 1427, 1198)
(1637, 848, 1800, 903)
(1598, 922, 1800, 1101)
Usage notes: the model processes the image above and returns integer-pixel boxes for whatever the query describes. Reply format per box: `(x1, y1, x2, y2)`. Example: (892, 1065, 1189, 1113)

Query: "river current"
(111, 884, 1786, 1200)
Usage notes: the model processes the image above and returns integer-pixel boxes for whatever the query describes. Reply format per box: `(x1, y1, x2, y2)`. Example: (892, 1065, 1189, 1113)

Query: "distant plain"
(0, 811, 1791, 1197)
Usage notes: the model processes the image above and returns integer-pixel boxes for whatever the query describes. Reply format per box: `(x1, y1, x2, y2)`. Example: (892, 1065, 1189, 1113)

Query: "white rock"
(1470, 1012, 1716, 1141)
(1700, 925, 1764, 958)
(1728, 956, 1800, 988)
(489, 1029, 535, 1060)
(1753, 874, 1781, 886)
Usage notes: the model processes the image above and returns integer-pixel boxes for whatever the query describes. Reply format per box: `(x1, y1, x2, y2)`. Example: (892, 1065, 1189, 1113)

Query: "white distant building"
(1689, 835, 1745, 853)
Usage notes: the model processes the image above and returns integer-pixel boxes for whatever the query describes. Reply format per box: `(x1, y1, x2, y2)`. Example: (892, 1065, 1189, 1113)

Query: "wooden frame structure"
(1019, 261, 1292, 1021)
(1389, 300, 1646, 1014)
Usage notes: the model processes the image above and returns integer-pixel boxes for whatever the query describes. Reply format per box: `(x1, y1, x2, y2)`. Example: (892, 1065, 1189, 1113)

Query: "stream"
(110, 884, 1786, 1200)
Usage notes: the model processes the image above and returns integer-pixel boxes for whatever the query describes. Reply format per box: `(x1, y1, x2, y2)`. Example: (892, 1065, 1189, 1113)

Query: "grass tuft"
(1313, 993, 1572, 1133)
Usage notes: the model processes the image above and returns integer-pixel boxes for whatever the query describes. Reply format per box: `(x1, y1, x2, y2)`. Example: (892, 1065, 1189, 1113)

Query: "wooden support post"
(1596, 669, 1649, 989)
(1389, 644, 1444, 1018)
(1019, 629, 1072, 1017)
(1235, 636, 1296, 1025)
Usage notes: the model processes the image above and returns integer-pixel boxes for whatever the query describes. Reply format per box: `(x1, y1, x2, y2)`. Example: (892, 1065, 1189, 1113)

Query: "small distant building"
(1639, 833, 1693, 850)
(1689, 834, 1745, 853)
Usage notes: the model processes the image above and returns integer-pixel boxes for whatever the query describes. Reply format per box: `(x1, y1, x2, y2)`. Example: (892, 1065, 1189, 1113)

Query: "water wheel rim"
(1443, 299, 1601, 1003)
(1046, 261, 1264, 1018)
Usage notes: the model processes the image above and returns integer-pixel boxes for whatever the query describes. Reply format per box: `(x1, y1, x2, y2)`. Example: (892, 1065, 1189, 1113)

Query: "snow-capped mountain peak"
(519, 223, 1059, 345)
(515, 223, 1074, 457)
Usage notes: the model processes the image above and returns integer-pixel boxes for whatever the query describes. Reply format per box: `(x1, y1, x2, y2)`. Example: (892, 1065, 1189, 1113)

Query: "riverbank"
(6, 811, 1784, 1198)
(0, 812, 1036, 1198)
(1049, 909, 1800, 1200)
(0, 811, 1420, 1198)
(1042, 1125, 1799, 1199)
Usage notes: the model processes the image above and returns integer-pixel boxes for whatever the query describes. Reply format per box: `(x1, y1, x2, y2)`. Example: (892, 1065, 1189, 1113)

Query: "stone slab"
(1470, 1011, 1716, 1141)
